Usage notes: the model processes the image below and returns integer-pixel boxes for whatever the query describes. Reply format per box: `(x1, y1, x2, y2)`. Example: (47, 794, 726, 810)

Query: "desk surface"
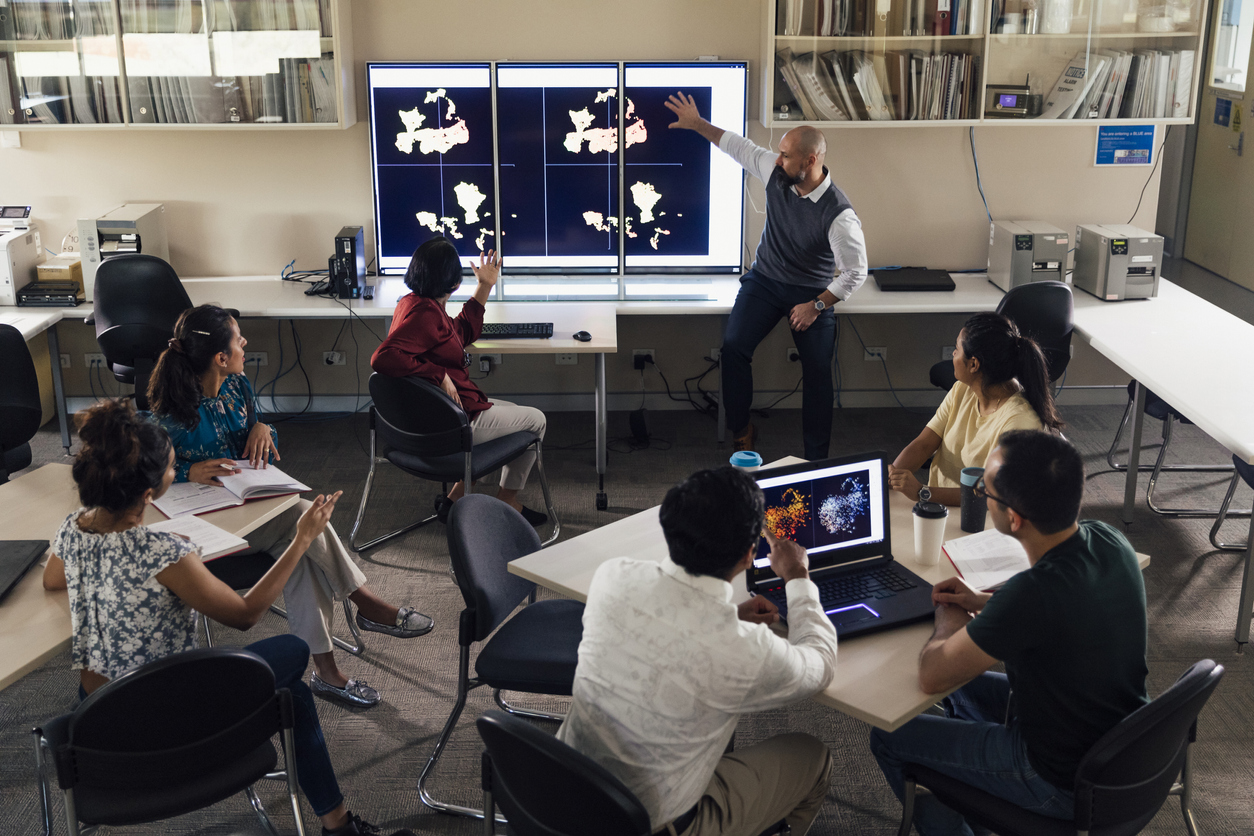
(1072, 279, 1254, 463)
(0, 464, 300, 691)
(182, 277, 618, 354)
(509, 459, 1150, 731)
(0, 308, 62, 340)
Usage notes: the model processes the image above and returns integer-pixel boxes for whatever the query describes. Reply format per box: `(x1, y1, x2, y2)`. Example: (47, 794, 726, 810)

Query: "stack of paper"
(147, 515, 249, 562)
(942, 528, 1031, 591)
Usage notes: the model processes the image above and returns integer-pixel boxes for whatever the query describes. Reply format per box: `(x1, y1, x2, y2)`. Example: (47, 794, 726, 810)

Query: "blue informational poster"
(1215, 97, 1232, 127)
(1094, 125, 1155, 166)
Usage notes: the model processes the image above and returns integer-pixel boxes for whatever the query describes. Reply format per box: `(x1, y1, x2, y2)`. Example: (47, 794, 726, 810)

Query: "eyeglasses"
(972, 475, 1030, 521)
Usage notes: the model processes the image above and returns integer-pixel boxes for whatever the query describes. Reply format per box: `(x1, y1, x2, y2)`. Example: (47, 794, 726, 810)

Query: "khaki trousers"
(671, 733, 833, 836)
(471, 398, 547, 490)
(246, 499, 368, 654)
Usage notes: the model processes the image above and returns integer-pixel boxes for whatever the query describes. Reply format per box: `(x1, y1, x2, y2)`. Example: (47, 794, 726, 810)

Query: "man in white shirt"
(557, 466, 839, 836)
(666, 93, 869, 460)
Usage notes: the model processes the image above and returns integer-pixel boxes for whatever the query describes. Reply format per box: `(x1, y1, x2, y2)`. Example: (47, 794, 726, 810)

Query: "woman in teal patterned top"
(148, 305, 433, 709)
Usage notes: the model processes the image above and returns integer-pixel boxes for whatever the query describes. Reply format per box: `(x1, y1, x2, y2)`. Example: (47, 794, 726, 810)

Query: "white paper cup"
(914, 505, 949, 566)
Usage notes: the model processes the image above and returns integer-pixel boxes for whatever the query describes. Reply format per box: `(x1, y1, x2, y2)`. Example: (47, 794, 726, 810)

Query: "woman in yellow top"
(889, 311, 1064, 506)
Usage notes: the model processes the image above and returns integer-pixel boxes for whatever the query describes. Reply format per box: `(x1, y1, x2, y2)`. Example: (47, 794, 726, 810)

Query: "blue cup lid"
(960, 467, 984, 487)
(730, 451, 763, 467)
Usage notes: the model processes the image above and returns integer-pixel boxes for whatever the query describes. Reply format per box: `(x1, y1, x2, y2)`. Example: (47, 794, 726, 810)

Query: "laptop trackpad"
(826, 602, 881, 629)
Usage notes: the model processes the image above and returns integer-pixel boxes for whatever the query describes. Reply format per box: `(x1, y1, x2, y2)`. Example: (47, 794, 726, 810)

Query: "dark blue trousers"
(722, 268, 836, 460)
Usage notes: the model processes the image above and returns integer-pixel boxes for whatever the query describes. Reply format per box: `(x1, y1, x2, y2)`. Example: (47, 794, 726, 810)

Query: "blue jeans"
(77, 635, 345, 817)
(722, 269, 836, 460)
(245, 635, 345, 817)
(869, 673, 1074, 836)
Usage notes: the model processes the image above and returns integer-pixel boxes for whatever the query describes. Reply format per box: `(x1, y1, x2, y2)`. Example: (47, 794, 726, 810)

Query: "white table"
(182, 277, 620, 507)
(1071, 278, 1254, 643)
(0, 463, 300, 691)
(509, 457, 1150, 731)
(0, 308, 72, 453)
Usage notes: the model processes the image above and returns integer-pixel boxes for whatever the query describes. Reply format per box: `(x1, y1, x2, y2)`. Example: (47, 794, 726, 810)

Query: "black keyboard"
(816, 565, 920, 608)
(479, 322, 554, 339)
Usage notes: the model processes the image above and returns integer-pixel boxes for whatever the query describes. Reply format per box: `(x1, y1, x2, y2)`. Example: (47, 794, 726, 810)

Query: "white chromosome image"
(818, 477, 868, 535)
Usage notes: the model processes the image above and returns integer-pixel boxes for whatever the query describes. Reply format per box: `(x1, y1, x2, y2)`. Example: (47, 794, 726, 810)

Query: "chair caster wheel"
(596, 492, 608, 511)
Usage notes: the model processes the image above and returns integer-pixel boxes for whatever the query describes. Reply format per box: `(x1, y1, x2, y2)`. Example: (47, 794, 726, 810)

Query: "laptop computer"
(0, 540, 49, 603)
(872, 268, 956, 292)
(747, 452, 936, 638)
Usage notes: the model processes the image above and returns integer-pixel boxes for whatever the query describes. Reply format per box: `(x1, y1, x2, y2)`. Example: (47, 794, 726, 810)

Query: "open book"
(153, 461, 310, 518)
(147, 515, 250, 562)
(941, 528, 1030, 591)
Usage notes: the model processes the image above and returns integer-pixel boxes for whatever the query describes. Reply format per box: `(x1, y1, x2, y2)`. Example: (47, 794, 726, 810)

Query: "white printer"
(77, 203, 169, 301)
(1073, 224, 1162, 301)
(987, 220, 1068, 291)
(0, 206, 43, 307)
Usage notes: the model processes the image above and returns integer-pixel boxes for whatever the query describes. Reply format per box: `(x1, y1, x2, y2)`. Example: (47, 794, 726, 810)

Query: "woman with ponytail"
(888, 311, 1064, 507)
(41, 400, 413, 836)
(148, 305, 432, 709)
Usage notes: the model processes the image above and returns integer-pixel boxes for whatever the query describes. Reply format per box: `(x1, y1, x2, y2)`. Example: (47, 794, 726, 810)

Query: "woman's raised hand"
(470, 249, 502, 288)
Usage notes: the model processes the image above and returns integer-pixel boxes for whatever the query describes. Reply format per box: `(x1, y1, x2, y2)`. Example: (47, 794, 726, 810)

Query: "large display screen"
(367, 61, 747, 277)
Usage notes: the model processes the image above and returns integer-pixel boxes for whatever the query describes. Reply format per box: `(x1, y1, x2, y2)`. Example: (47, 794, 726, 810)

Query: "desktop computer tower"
(332, 226, 365, 299)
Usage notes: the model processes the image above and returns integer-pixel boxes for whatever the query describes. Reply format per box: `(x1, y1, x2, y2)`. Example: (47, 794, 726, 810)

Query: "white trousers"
(471, 398, 547, 491)
(246, 499, 368, 654)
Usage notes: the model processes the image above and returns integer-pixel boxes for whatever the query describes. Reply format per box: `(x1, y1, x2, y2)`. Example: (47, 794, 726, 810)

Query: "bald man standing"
(666, 93, 868, 460)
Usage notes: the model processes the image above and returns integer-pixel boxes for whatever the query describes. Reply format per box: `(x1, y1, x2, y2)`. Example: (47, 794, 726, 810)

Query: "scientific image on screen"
(754, 465, 877, 565)
(624, 62, 746, 273)
(810, 470, 873, 547)
(369, 64, 497, 274)
(761, 483, 817, 552)
(497, 64, 620, 272)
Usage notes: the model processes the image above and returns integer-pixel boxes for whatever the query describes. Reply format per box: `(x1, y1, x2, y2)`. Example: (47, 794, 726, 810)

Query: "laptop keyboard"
(816, 565, 920, 608)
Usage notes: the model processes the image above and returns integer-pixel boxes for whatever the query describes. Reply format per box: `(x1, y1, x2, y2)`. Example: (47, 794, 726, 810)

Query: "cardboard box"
(37, 254, 84, 294)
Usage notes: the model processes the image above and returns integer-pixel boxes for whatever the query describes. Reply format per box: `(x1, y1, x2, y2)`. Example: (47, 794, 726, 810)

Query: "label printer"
(987, 220, 1068, 291)
(0, 206, 42, 307)
(1073, 224, 1162, 301)
(77, 204, 169, 301)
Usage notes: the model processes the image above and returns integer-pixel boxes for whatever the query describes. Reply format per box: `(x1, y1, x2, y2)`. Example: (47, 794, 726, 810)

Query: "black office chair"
(1105, 380, 1241, 518)
(929, 281, 1074, 390)
(896, 659, 1224, 836)
(0, 323, 43, 484)
(196, 550, 364, 656)
(1209, 455, 1254, 551)
(418, 494, 584, 821)
(90, 254, 193, 411)
(477, 711, 790, 836)
(349, 372, 558, 552)
(32, 647, 306, 836)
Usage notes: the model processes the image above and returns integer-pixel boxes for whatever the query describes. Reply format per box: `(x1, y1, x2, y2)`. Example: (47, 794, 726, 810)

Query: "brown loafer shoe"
(732, 423, 757, 453)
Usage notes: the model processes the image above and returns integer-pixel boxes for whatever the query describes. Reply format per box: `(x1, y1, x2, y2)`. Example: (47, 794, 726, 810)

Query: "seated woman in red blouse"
(371, 237, 548, 526)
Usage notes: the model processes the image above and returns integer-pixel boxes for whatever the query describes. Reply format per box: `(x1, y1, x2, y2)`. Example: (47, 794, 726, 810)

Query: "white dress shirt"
(556, 555, 839, 831)
(719, 131, 869, 301)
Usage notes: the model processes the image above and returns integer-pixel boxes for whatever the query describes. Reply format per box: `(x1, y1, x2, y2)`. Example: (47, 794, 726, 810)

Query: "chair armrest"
(83, 314, 94, 326)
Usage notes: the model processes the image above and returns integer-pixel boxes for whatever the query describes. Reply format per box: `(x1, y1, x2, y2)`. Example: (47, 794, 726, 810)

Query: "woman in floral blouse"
(42, 399, 411, 836)
(146, 304, 431, 709)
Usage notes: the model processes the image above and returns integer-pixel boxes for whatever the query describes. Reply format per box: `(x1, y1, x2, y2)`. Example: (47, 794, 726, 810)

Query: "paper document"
(151, 461, 309, 518)
(217, 461, 310, 500)
(942, 529, 1030, 591)
(152, 481, 245, 518)
(147, 515, 250, 562)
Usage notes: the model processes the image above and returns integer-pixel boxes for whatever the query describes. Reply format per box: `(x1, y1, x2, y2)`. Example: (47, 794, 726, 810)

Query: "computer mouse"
(572, 330, 592, 342)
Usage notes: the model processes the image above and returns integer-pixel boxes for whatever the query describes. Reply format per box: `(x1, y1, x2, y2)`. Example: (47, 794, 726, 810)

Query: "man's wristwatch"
(813, 298, 827, 312)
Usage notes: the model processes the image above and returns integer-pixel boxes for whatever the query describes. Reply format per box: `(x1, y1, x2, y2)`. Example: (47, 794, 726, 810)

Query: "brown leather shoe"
(732, 423, 757, 452)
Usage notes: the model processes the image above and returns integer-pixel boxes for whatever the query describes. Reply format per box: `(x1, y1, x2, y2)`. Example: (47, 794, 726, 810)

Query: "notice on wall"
(1215, 97, 1232, 127)
(1094, 125, 1155, 167)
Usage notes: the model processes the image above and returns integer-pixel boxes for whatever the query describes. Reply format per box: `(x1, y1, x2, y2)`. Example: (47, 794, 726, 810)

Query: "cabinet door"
(1183, 0, 1253, 282)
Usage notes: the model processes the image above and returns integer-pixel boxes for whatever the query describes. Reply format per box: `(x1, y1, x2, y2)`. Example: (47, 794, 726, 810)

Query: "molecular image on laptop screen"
(760, 471, 873, 554)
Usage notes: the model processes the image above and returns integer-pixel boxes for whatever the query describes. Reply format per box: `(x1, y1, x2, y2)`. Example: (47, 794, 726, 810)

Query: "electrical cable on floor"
(845, 316, 934, 414)
(752, 375, 803, 415)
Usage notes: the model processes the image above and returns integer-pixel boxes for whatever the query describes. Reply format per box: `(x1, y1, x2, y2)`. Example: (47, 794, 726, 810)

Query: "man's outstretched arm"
(664, 91, 725, 145)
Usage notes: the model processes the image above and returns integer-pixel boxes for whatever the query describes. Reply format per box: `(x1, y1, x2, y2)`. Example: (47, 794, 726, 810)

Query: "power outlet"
(941, 345, 955, 362)
(863, 346, 888, 362)
(84, 352, 106, 367)
(709, 348, 721, 361)
(59, 353, 71, 368)
(322, 351, 346, 366)
(478, 353, 502, 366)
(555, 354, 578, 365)
(244, 351, 268, 367)
(786, 348, 800, 362)
(633, 348, 656, 370)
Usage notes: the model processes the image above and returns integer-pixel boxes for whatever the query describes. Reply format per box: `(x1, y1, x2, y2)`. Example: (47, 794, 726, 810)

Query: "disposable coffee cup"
(960, 467, 987, 533)
(913, 488, 949, 566)
(730, 451, 763, 471)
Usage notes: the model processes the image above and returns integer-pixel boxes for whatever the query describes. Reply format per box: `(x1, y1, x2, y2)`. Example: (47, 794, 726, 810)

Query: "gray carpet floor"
(3, 401, 1252, 835)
